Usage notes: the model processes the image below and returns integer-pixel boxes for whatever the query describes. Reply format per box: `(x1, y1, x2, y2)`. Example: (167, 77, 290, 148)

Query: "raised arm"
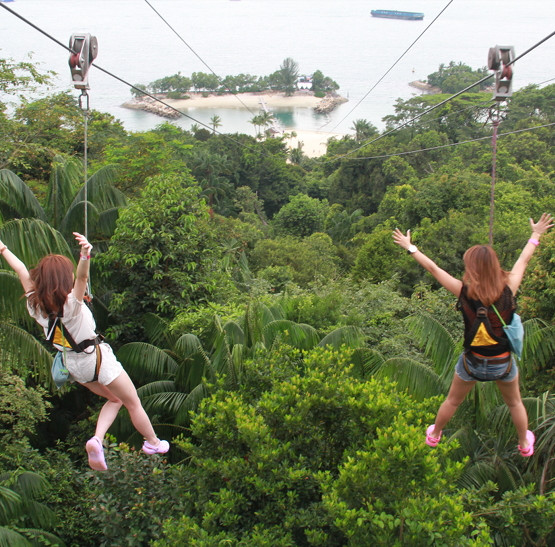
(0, 240, 33, 293)
(508, 213, 553, 295)
(72, 232, 93, 302)
(393, 228, 463, 296)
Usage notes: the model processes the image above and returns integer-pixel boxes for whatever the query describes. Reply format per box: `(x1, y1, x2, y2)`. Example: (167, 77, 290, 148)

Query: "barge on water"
(371, 10, 424, 21)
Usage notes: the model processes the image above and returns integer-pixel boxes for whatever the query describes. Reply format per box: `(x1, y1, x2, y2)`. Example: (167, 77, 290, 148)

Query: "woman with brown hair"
(393, 213, 553, 456)
(0, 232, 169, 470)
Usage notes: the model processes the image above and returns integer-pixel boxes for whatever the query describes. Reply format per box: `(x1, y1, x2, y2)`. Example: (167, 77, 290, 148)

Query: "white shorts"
(64, 342, 123, 386)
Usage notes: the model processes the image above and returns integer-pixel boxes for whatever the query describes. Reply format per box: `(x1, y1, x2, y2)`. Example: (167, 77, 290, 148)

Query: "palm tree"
(279, 57, 299, 96)
(210, 114, 222, 134)
(0, 158, 127, 385)
(114, 301, 364, 440)
(0, 470, 63, 546)
(351, 119, 378, 142)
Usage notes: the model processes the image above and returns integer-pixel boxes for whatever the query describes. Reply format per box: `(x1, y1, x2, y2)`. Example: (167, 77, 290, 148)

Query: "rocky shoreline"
(122, 96, 181, 119)
(313, 94, 349, 113)
(409, 80, 441, 94)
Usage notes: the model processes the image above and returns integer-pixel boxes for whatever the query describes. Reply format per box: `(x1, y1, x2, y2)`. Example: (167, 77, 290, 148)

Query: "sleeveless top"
(457, 285, 516, 356)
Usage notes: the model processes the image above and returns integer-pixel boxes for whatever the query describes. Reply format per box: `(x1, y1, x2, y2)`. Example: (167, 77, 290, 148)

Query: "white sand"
(283, 130, 347, 158)
(166, 91, 322, 110)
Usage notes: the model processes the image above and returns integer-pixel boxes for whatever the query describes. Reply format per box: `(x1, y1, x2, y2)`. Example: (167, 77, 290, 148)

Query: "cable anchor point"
(487, 45, 515, 101)
(69, 33, 98, 91)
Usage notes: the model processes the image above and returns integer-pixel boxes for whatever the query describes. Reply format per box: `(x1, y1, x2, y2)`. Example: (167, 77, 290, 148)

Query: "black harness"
(46, 313, 104, 382)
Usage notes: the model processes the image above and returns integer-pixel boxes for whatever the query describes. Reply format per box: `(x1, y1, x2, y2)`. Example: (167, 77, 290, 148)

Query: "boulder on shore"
(122, 96, 181, 119)
(314, 95, 348, 114)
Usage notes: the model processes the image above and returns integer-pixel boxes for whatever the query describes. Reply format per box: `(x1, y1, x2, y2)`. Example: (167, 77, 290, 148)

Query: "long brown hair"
(462, 245, 508, 305)
(27, 255, 74, 316)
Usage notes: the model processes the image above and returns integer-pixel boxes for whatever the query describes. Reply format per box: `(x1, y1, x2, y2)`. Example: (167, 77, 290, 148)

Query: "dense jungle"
(0, 56, 554, 546)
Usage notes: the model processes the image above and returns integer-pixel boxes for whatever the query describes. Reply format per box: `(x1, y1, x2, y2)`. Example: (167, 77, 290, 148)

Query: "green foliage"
(158, 346, 437, 545)
(251, 234, 339, 288)
(272, 194, 329, 238)
(97, 172, 230, 340)
(426, 61, 490, 93)
(0, 371, 50, 470)
(84, 445, 185, 547)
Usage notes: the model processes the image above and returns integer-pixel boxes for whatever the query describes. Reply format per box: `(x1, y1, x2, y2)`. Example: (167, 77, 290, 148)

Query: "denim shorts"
(455, 352, 518, 383)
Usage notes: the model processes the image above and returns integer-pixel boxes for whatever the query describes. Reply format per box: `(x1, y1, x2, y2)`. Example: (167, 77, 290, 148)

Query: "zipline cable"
(337, 121, 555, 161)
(142, 0, 257, 115)
(320, 29, 555, 164)
(325, 0, 455, 133)
(0, 1, 264, 155)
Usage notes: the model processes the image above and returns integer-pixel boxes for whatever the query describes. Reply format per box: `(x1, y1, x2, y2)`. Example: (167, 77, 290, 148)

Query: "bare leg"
(496, 375, 529, 449)
(103, 370, 160, 446)
(81, 381, 123, 440)
(430, 374, 476, 438)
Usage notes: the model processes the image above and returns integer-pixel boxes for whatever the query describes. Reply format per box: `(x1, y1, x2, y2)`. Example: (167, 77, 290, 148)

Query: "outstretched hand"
(73, 232, 93, 256)
(530, 213, 553, 236)
(392, 228, 412, 251)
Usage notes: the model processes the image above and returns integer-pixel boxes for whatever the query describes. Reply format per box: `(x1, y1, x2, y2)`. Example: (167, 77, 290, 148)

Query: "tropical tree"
(279, 57, 299, 96)
(351, 118, 378, 142)
(0, 158, 127, 243)
(0, 470, 63, 546)
(115, 300, 364, 438)
(210, 114, 222, 134)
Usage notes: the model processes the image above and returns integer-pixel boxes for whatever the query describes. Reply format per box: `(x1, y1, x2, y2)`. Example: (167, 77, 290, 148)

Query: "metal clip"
(487, 45, 515, 101)
(69, 34, 98, 90)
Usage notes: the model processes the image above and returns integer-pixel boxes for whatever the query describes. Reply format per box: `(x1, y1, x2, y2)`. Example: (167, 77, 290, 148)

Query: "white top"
(27, 289, 97, 353)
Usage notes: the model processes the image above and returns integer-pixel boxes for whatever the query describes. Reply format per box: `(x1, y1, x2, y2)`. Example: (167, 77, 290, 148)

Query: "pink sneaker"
(426, 425, 442, 447)
(86, 436, 107, 471)
(518, 430, 535, 457)
(142, 440, 170, 455)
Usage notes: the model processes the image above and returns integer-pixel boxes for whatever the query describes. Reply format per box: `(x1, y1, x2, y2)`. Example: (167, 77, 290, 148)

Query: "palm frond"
(96, 207, 122, 237)
(350, 348, 385, 379)
(318, 325, 364, 349)
(137, 380, 176, 398)
(0, 169, 46, 221)
(0, 322, 53, 385)
(0, 272, 31, 325)
(20, 501, 57, 531)
(116, 342, 179, 384)
(70, 165, 127, 212)
(176, 353, 211, 392)
(175, 384, 209, 425)
(222, 319, 245, 346)
(264, 320, 319, 351)
(0, 526, 30, 546)
(0, 486, 21, 524)
(406, 313, 458, 377)
(520, 319, 555, 375)
(58, 201, 100, 239)
(376, 357, 445, 399)
(141, 391, 192, 419)
(143, 313, 176, 347)
(45, 156, 82, 228)
(0, 219, 72, 267)
(12, 473, 48, 500)
(457, 462, 498, 490)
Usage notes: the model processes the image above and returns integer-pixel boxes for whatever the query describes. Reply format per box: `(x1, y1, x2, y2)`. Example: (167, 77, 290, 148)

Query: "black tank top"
(457, 285, 516, 356)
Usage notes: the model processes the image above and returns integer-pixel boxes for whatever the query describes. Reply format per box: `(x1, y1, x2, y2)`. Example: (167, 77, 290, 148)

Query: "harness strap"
(90, 341, 102, 383)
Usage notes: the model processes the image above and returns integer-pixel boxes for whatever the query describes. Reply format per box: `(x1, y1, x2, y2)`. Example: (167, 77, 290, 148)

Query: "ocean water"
(1, 0, 554, 135)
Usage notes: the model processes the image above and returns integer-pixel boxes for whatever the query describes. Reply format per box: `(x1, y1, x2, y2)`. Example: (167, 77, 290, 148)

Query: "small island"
(122, 58, 347, 119)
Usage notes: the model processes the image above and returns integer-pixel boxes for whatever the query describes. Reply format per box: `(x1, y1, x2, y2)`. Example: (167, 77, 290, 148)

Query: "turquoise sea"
(1, 0, 554, 135)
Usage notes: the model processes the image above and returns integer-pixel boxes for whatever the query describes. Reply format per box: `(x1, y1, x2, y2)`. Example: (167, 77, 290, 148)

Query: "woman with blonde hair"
(0, 232, 169, 470)
(393, 213, 553, 456)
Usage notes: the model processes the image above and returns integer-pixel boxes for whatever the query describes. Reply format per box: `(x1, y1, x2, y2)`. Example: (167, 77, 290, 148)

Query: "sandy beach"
(163, 91, 322, 110)
(283, 130, 346, 158)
